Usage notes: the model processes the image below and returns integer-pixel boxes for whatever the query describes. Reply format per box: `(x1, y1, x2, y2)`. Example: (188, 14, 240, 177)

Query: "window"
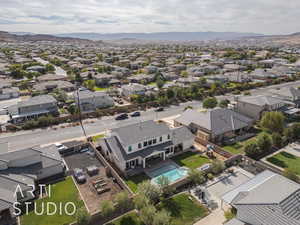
(148, 140, 152, 145)
(144, 141, 148, 147)
(153, 139, 157, 144)
(167, 134, 170, 140)
(138, 143, 142, 149)
(128, 146, 132, 152)
(159, 136, 162, 142)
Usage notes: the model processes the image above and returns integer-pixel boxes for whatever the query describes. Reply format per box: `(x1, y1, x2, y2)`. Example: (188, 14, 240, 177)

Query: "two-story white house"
(98, 120, 194, 175)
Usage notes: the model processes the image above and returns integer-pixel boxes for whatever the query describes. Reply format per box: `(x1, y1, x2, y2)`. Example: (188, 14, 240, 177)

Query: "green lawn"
(91, 133, 105, 142)
(106, 212, 143, 225)
(94, 86, 109, 91)
(21, 177, 85, 225)
(267, 151, 300, 175)
(223, 132, 266, 155)
(172, 151, 211, 169)
(125, 173, 150, 193)
(157, 193, 209, 225)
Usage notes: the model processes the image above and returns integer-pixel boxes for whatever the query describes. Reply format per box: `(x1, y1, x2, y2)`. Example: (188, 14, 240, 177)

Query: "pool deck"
(144, 159, 181, 178)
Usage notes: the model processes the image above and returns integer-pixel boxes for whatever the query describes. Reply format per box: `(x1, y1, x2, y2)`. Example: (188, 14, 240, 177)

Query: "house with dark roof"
(223, 170, 300, 225)
(0, 143, 65, 225)
(97, 120, 194, 175)
(174, 108, 253, 143)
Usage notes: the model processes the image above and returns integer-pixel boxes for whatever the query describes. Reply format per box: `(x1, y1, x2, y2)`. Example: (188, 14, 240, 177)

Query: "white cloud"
(0, 0, 299, 34)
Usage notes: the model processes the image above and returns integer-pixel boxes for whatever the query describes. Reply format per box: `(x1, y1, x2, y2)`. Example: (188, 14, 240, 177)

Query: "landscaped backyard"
(157, 193, 209, 225)
(267, 151, 300, 175)
(223, 132, 266, 155)
(106, 212, 142, 225)
(21, 177, 85, 225)
(107, 193, 208, 225)
(124, 173, 150, 193)
(172, 151, 211, 169)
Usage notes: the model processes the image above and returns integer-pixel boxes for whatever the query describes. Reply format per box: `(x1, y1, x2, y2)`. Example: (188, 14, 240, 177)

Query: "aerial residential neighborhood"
(0, 1, 300, 225)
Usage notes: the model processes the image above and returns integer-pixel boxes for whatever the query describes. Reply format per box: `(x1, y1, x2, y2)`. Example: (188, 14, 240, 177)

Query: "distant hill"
(0, 31, 89, 43)
(55, 32, 264, 41)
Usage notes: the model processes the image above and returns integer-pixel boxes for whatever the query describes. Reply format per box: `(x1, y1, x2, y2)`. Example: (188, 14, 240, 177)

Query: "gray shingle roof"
(17, 95, 57, 108)
(112, 120, 171, 147)
(237, 95, 286, 106)
(224, 218, 246, 225)
(175, 108, 253, 136)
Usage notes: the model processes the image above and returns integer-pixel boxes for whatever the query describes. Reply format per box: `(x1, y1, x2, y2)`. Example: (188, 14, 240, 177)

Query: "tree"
(210, 160, 226, 175)
(283, 168, 299, 183)
(203, 97, 218, 109)
(290, 123, 300, 140)
(137, 181, 161, 203)
(134, 194, 150, 211)
(115, 191, 132, 212)
(257, 133, 272, 154)
(260, 111, 285, 133)
(100, 200, 115, 218)
(45, 63, 55, 72)
(187, 169, 206, 186)
(272, 132, 283, 148)
(156, 77, 165, 89)
(218, 99, 229, 108)
(84, 80, 96, 91)
(139, 204, 157, 225)
(76, 207, 90, 225)
(153, 209, 171, 225)
(156, 176, 174, 196)
(244, 142, 259, 158)
(283, 127, 295, 143)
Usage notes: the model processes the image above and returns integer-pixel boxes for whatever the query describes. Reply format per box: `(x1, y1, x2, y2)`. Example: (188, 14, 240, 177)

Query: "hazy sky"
(0, 0, 299, 34)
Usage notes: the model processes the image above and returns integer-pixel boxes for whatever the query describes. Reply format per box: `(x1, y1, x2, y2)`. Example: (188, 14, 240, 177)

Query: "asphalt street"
(1, 79, 300, 151)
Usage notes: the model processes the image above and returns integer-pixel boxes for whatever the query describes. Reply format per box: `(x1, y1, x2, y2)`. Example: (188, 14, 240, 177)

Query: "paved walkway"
(194, 207, 226, 225)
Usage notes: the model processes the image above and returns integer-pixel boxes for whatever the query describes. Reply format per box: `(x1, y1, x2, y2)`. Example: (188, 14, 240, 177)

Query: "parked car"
(73, 168, 86, 183)
(55, 143, 67, 153)
(155, 107, 164, 112)
(131, 111, 141, 117)
(115, 113, 128, 120)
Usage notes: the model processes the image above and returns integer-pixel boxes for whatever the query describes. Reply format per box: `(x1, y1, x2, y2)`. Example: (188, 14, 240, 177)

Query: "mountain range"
(54, 31, 263, 41)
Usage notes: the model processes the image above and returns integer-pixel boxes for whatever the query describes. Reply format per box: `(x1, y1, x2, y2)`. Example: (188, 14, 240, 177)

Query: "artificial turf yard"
(267, 151, 300, 175)
(172, 151, 211, 169)
(124, 173, 150, 193)
(21, 177, 85, 225)
(107, 193, 208, 225)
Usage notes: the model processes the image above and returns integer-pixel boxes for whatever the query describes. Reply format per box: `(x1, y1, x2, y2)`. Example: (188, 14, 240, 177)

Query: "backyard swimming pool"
(149, 164, 188, 184)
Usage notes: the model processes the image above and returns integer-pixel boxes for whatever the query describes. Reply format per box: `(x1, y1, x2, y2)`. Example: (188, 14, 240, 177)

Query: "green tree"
(156, 176, 174, 197)
(260, 111, 285, 133)
(45, 63, 55, 72)
(257, 133, 272, 153)
(84, 80, 96, 91)
(100, 200, 115, 218)
(153, 209, 171, 225)
(156, 77, 165, 89)
(203, 97, 218, 109)
(137, 181, 161, 204)
(218, 99, 229, 108)
(115, 191, 132, 213)
(76, 207, 90, 225)
(244, 142, 259, 158)
(272, 132, 283, 148)
(134, 194, 150, 211)
(210, 159, 226, 175)
(187, 169, 206, 186)
(139, 204, 157, 225)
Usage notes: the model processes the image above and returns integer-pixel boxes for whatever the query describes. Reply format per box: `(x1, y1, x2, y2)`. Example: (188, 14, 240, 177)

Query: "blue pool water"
(150, 164, 188, 184)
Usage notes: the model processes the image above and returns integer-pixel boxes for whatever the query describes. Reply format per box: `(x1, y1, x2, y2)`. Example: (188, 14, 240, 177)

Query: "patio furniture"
(97, 187, 111, 195)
